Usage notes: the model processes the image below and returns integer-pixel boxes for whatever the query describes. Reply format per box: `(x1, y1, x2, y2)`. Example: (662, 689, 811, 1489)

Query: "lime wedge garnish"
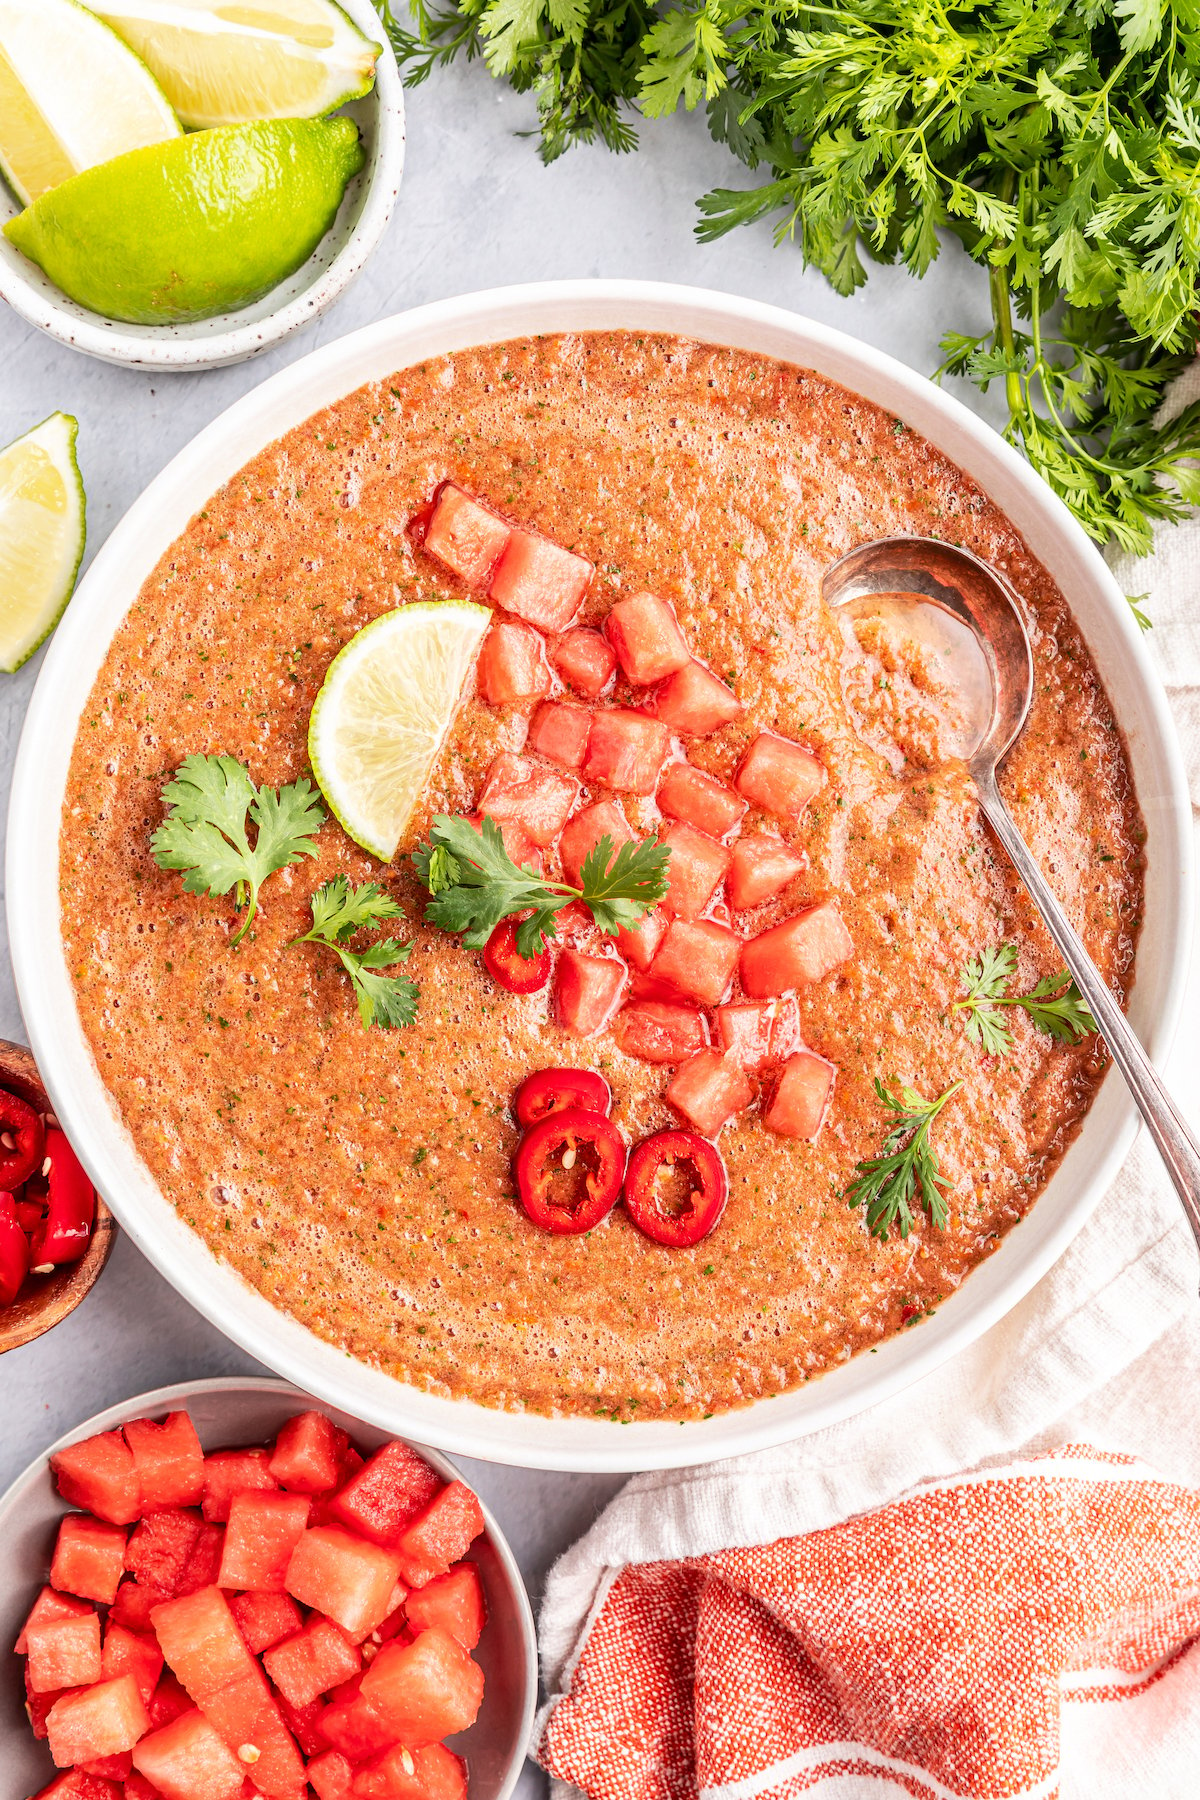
(0, 0, 179, 206)
(309, 600, 491, 861)
(0, 412, 86, 673)
(89, 0, 381, 129)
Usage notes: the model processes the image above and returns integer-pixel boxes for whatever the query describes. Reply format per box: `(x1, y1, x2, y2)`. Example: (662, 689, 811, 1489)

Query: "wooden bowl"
(0, 1038, 116, 1354)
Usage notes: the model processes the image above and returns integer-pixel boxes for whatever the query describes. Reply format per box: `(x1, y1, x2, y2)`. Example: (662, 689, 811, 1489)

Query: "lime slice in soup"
(0, 412, 86, 672)
(88, 0, 381, 129)
(0, 0, 179, 207)
(310, 600, 491, 861)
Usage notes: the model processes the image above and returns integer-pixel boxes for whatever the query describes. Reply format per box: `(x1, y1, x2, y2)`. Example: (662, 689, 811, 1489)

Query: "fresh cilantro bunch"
(954, 943, 1097, 1052)
(294, 877, 419, 1029)
(845, 1077, 963, 1241)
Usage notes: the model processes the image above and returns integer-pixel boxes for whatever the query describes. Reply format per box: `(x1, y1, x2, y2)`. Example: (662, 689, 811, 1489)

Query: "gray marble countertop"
(0, 51, 1187, 1799)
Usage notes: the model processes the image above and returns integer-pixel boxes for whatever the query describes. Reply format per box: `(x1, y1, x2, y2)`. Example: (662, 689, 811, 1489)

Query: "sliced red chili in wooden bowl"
(482, 919, 551, 993)
(514, 1107, 626, 1235)
(624, 1129, 728, 1247)
(0, 1088, 45, 1190)
(28, 1130, 95, 1270)
(514, 1067, 612, 1129)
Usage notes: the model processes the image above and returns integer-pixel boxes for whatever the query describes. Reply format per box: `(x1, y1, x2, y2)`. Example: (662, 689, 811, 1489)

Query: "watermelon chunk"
(124, 1777, 162, 1800)
(659, 821, 730, 920)
(46, 1674, 150, 1768)
(150, 1585, 306, 1797)
(763, 1050, 837, 1139)
(422, 484, 510, 591)
(230, 1590, 304, 1655)
(558, 799, 634, 889)
(218, 1491, 311, 1593)
(23, 1659, 61, 1739)
(109, 1579, 165, 1634)
(652, 661, 742, 736)
(146, 1672, 192, 1732)
(263, 1617, 361, 1709)
(16, 1584, 94, 1652)
(308, 1749, 357, 1800)
(615, 908, 668, 973)
(100, 1622, 163, 1705)
(478, 752, 579, 849)
(490, 527, 592, 632)
(50, 1430, 141, 1526)
(50, 1514, 127, 1605)
(328, 1442, 442, 1548)
(649, 918, 741, 1007)
(131, 1707, 246, 1800)
(583, 709, 670, 795)
(127, 1509, 201, 1595)
(656, 762, 746, 839)
(360, 1628, 483, 1746)
(352, 1742, 468, 1800)
(604, 591, 690, 685)
(268, 1412, 350, 1496)
(726, 833, 806, 910)
(526, 699, 592, 771)
(124, 1413, 205, 1510)
(30, 1777, 122, 1800)
(740, 902, 854, 996)
(76, 1753, 131, 1781)
(553, 948, 627, 1039)
(403, 1564, 486, 1650)
(393, 1484, 485, 1590)
(319, 1682, 399, 1761)
(551, 625, 616, 697)
(201, 1449, 279, 1523)
(286, 1527, 404, 1639)
(477, 618, 551, 708)
(276, 1689, 329, 1756)
(27, 1610, 103, 1693)
(666, 1050, 754, 1138)
(735, 732, 826, 821)
(612, 1000, 707, 1066)
(178, 1521, 224, 1597)
(715, 998, 804, 1073)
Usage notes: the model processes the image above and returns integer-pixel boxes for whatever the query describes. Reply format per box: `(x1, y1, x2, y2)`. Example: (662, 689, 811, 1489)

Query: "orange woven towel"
(537, 1446, 1200, 1800)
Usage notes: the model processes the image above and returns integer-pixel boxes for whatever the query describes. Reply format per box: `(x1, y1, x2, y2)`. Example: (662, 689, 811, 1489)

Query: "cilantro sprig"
(413, 813, 670, 957)
(293, 877, 419, 1030)
(954, 945, 1097, 1053)
(150, 754, 324, 945)
(846, 1078, 962, 1243)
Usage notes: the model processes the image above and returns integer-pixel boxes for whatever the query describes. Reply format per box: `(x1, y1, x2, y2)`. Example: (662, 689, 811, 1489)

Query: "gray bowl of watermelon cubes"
(0, 1376, 538, 1799)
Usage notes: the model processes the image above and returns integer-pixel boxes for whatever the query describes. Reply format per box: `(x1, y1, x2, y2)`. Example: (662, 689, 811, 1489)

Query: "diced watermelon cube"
(146, 1672, 192, 1731)
(551, 626, 616, 697)
(50, 1430, 141, 1526)
(583, 709, 669, 795)
(360, 1628, 483, 1746)
(735, 732, 826, 821)
(652, 661, 742, 736)
(109, 1579, 165, 1634)
(46, 1675, 150, 1768)
(202, 1449, 279, 1524)
(77, 1753, 132, 1781)
(23, 1660, 61, 1739)
(392, 1483, 485, 1590)
(319, 1681, 398, 1760)
(716, 998, 804, 1073)
(125, 1777, 162, 1800)
(131, 1707, 246, 1800)
(553, 948, 627, 1038)
(477, 618, 551, 708)
(612, 1000, 707, 1065)
(276, 1689, 329, 1756)
(150, 1585, 306, 1796)
(526, 699, 592, 771)
(126, 1510, 201, 1595)
(614, 908, 667, 973)
(124, 1414, 205, 1510)
(27, 1610, 103, 1693)
(328, 1441, 442, 1548)
(230, 1590, 304, 1655)
(763, 1051, 837, 1139)
(351, 1742, 468, 1800)
(101, 1622, 163, 1705)
(726, 833, 806, 909)
(649, 919, 741, 1006)
(666, 1050, 754, 1137)
(286, 1527, 403, 1639)
(51, 1514, 127, 1605)
(30, 1777, 122, 1800)
(490, 527, 592, 631)
(218, 1491, 311, 1593)
(17, 1584, 94, 1652)
(403, 1564, 486, 1650)
(268, 1412, 350, 1496)
(308, 1749, 357, 1800)
(740, 902, 854, 996)
(656, 762, 746, 839)
(604, 591, 691, 685)
(558, 799, 634, 889)
(263, 1617, 361, 1710)
(422, 485, 510, 591)
(659, 821, 730, 919)
(478, 752, 578, 849)
(178, 1521, 224, 1597)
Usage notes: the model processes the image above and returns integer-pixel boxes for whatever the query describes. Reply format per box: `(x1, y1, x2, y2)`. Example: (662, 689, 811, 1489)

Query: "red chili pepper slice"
(624, 1130, 728, 1248)
(27, 1130, 94, 1270)
(0, 1088, 45, 1189)
(514, 1067, 612, 1129)
(483, 919, 551, 994)
(514, 1106, 626, 1235)
(0, 1192, 30, 1306)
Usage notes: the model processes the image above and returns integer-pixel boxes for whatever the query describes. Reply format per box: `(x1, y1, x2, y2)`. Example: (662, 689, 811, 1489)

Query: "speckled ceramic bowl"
(0, 1377, 538, 1798)
(0, 0, 405, 371)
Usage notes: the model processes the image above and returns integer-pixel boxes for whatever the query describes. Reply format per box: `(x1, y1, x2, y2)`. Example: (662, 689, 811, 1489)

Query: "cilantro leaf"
(578, 833, 671, 934)
(954, 943, 1096, 1050)
(845, 1078, 962, 1242)
(294, 876, 419, 1030)
(1015, 970, 1098, 1044)
(150, 754, 324, 945)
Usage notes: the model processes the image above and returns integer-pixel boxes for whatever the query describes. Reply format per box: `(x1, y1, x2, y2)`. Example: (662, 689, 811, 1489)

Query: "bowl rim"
(0, 0, 405, 371)
(0, 1373, 539, 1800)
(9, 277, 1193, 1470)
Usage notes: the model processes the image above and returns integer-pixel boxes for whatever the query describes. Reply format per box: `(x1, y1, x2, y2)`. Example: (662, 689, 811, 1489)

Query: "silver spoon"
(822, 535, 1200, 1245)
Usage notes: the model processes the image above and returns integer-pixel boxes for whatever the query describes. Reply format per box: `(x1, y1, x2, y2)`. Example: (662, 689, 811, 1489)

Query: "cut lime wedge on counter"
(309, 600, 491, 861)
(0, 413, 86, 673)
(0, 0, 179, 206)
(89, 0, 381, 129)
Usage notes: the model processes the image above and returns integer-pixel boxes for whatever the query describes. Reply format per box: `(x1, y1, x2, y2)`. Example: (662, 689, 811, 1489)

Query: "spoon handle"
(975, 770, 1200, 1247)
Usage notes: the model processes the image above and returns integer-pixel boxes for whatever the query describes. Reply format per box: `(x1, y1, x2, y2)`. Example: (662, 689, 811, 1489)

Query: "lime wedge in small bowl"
(0, 412, 86, 673)
(310, 600, 491, 861)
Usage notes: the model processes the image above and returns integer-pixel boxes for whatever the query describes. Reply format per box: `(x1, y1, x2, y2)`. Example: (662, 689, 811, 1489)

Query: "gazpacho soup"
(60, 332, 1143, 1421)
